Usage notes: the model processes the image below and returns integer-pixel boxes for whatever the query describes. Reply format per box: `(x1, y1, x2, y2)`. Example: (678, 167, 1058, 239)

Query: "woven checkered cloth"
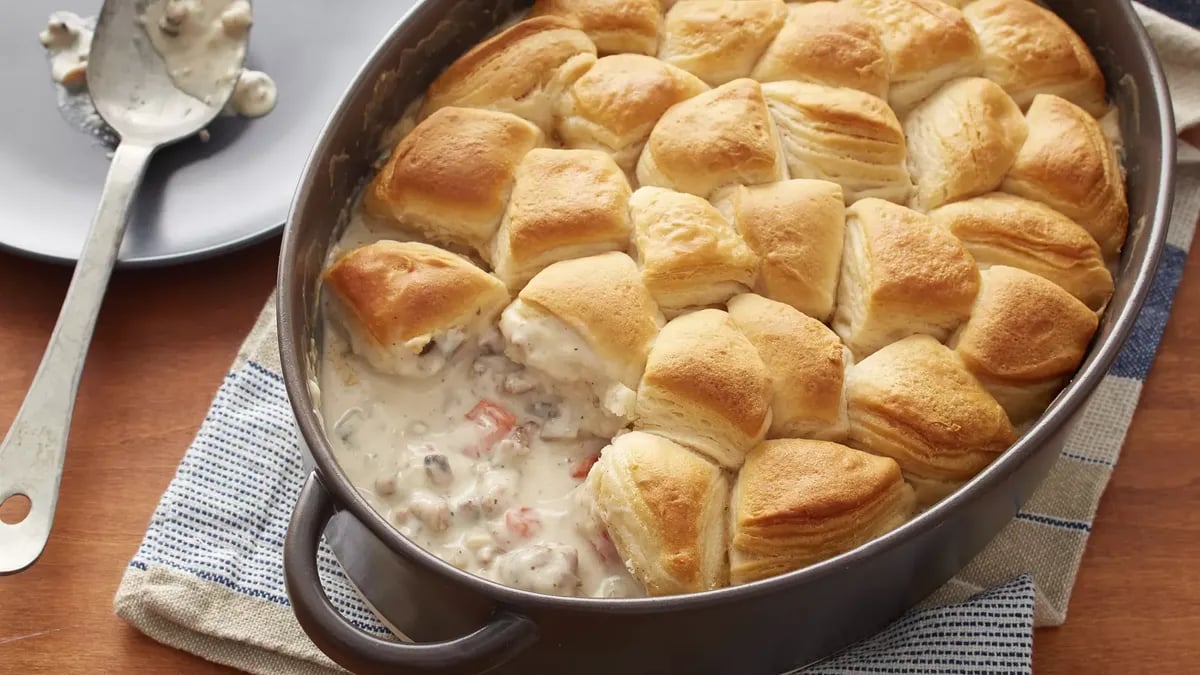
(113, 5, 1200, 673)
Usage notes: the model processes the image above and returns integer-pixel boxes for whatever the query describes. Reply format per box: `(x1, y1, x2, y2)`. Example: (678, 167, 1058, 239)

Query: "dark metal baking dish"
(277, 1, 1176, 672)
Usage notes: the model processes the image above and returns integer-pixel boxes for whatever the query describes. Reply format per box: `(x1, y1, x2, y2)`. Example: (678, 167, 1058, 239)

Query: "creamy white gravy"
(40, 11, 92, 89)
(317, 209, 641, 598)
(37, 13, 119, 153)
(138, 0, 278, 117)
(230, 68, 277, 118)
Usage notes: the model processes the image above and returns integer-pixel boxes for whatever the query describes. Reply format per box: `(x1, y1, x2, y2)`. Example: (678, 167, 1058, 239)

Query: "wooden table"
(1, 222, 1199, 672)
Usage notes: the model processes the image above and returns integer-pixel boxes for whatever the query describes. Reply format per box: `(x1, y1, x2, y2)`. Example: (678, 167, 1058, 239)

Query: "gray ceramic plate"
(0, 0, 410, 267)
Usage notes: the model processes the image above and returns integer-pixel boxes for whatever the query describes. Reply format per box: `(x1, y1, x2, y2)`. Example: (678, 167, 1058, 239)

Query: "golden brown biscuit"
(964, 0, 1107, 116)
(324, 241, 510, 377)
(713, 180, 846, 321)
(750, 1, 889, 100)
(630, 187, 759, 315)
(845, 0, 983, 115)
(636, 309, 773, 469)
(504, 252, 664, 394)
(491, 148, 633, 290)
(951, 266, 1098, 423)
(658, 0, 788, 86)
(727, 293, 850, 441)
(730, 439, 916, 584)
(763, 81, 912, 204)
(832, 199, 980, 358)
(929, 192, 1114, 310)
(531, 0, 663, 55)
(419, 17, 597, 132)
(363, 107, 543, 259)
(637, 79, 787, 198)
(586, 431, 731, 595)
(904, 77, 1028, 211)
(556, 54, 709, 175)
(846, 334, 1016, 506)
(1001, 94, 1128, 258)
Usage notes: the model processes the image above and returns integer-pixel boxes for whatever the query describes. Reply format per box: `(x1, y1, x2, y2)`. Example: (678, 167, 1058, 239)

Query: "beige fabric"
(115, 564, 344, 675)
(1136, 4, 1200, 131)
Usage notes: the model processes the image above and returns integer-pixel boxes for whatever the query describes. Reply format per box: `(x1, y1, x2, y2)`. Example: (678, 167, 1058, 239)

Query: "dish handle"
(284, 472, 538, 674)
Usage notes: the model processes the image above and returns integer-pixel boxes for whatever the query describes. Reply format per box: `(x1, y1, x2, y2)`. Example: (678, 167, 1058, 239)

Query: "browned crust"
(850, 199, 980, 311)
(964, 0, 1107, 115)
(622, 432, 726, 589)
(1001, 94, 1128, 258)
(848, 0, 980, 82)
(420, 16, 596, 121)
(730, 438, 916, 583)
(751, 1, 890, 99)
(764, 80, 905, 144)
(530, 0, 663, 54)
(721, 180, 846, 321)
(955, 266, 1098, 383)
(563, 54, 710, 147)
(497, 149, 632, 278)
(518, 252, 662, 388)
(727, 293, 845, 430)
(323, 240, 509, 345)
(659, 0, 788, 85)
(629, 187, 758, 308)
(365, 107, 542, 253)
(640, 309, 773, 440)
(904, 77, 1028, 211)
(846, 335, 1016, 481)
(736, 439, 906, 532)
(362, 156, 397, 221)
(640, 78, 783, 196)
(760, 80, 912, 203)
(929, 192, 1113, 310)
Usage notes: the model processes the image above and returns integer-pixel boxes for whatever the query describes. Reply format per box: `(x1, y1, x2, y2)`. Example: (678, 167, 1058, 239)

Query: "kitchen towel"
(114, 6, 1200, 675)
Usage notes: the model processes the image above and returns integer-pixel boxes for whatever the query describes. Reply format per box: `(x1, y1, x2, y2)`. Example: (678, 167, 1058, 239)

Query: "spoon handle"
(0, 140, 155, 574)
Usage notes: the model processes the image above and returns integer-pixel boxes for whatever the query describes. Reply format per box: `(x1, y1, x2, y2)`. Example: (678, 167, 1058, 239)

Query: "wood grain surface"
(0, 216, 1198, 673)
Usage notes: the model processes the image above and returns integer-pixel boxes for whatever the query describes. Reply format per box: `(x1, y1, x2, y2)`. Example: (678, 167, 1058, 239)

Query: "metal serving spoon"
(0, 1, 247, 573)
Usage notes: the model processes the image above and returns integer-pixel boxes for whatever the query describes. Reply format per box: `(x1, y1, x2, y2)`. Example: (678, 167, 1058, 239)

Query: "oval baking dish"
(277, 1, 1175, 673)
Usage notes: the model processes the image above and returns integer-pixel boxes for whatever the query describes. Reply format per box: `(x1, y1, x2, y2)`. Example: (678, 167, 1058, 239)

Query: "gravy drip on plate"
(39, 11, 92, 89)
(317, 210, 641, 599)
(37, 12, 120, 151)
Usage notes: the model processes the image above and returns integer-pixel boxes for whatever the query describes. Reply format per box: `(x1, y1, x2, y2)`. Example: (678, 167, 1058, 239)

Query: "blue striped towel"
(113, 6, 1200, 674)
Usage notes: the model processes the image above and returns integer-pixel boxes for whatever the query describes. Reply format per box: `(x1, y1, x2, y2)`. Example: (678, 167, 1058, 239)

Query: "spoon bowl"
(0, 0, 247, 574)
(90, 0, 234, 142)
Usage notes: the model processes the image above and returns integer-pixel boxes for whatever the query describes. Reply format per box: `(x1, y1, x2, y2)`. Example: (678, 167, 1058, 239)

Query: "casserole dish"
(279, 1, 1175, 672)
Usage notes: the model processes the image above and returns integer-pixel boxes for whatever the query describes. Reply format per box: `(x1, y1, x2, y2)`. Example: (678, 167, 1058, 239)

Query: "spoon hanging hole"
(0, 494, 32, 526)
